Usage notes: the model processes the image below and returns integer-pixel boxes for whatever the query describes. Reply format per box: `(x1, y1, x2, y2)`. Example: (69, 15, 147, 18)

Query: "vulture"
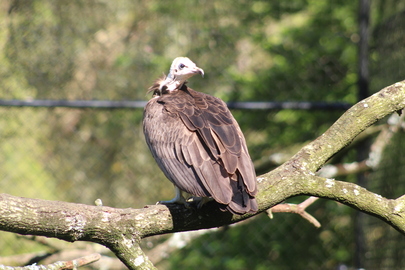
(143, 57, 258, 215)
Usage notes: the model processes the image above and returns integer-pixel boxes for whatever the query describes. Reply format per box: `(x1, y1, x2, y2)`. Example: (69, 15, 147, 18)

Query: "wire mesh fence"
(0, 1, 405, 269)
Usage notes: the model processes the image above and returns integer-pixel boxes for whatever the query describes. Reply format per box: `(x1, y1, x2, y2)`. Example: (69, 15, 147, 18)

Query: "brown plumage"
(143, 57, 258, 215)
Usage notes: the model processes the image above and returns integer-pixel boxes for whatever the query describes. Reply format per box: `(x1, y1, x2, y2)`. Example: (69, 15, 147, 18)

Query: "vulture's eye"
(179, 63, 186, 69)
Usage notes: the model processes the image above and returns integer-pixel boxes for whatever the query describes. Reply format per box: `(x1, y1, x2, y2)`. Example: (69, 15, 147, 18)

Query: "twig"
(59, 253, 101, 270)
(0, 253, 101, 270)
(268, 197, 321, 228)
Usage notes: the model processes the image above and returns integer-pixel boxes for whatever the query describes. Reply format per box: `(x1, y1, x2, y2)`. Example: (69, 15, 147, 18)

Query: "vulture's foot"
(157, 186, 189, 206)
(187, 196, 213, 209)
(157, 196, 188, 205)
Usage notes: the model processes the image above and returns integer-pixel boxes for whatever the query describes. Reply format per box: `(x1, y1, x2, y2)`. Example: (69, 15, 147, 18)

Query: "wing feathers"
(143, 83, 257, 214)
(211, 130, 238, 174)
(237, 152, 257, 194)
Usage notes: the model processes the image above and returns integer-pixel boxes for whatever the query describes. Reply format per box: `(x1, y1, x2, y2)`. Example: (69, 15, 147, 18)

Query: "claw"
(187, 196, 213, 209)
(157, 186, 188, 205)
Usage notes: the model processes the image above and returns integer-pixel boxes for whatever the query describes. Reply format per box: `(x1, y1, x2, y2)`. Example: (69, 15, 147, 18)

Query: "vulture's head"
(168, 57, 204, 81)
(160, 57, 204, 92)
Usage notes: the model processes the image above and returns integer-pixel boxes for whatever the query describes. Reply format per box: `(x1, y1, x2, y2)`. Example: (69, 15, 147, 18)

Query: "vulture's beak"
(196, 67, 204, 78)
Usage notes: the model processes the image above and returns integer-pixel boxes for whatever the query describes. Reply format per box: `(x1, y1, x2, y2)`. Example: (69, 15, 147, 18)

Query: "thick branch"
(291, 81, 405, 172)
(319, 113, 404, 178)
(107, 236, 157, 270)
(303, 175, 405, 232)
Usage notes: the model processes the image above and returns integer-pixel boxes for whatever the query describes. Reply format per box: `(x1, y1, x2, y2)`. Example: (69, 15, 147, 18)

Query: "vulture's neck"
(159, 75, 185, 92)
(149, 75, 186, 97)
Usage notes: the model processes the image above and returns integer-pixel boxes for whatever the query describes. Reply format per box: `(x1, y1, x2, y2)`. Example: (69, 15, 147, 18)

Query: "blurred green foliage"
(0, 0, 404, 269)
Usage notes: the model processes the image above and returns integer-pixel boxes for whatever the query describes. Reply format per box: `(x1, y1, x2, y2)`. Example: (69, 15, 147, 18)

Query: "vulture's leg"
(188, 196, 213, 209)
(158, 186, 187, 205)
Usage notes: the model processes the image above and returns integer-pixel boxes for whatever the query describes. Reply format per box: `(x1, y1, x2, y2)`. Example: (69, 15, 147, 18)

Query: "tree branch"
(319, 112, 404, 178)
(289, 81, 405, 172)
(269, 197, 321, 228)
(0, 253, 101, 270)
(107, 236, 157, 270)
(0, 80, 404, 269)
(147, 196, 319, 265)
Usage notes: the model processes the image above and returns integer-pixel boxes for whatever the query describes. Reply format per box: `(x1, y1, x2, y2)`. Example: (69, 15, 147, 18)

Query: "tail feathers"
(226, 196, 258, 215)
(220, 176, 258, 215)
